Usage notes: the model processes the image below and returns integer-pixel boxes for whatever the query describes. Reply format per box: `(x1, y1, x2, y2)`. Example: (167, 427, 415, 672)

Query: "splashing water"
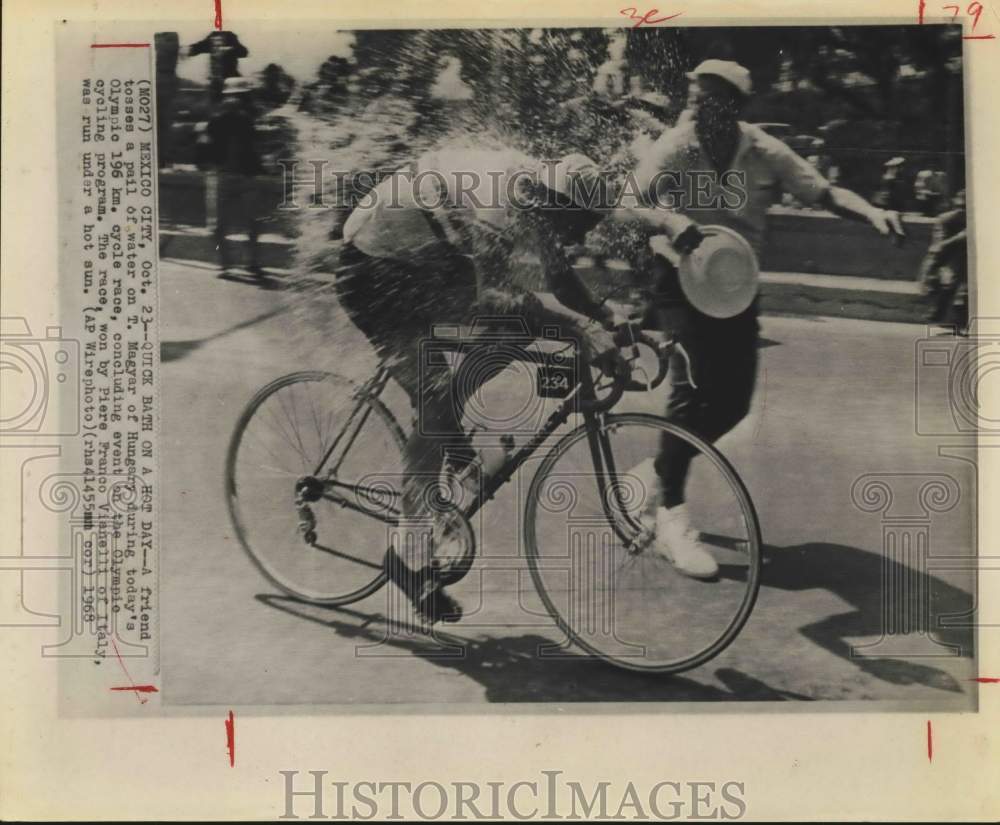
(278, 27, 690, 362)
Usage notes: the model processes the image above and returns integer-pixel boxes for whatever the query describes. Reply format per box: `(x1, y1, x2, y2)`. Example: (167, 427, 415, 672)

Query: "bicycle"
(225, 318, 762, 674)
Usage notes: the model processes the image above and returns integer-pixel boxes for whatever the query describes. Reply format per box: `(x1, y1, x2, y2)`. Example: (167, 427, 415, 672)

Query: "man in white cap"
(633, 59, 904, 580)
(337, 145, 702, 622)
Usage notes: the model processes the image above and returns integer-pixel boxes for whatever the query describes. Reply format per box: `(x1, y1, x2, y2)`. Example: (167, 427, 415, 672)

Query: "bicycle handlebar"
(614, 323, 672, 393)
(578, 322, 674, 414)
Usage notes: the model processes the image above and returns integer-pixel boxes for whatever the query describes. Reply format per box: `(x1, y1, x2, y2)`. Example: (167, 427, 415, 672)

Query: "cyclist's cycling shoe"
(414, 580, 464, 625)
(383, 548, 463, 625)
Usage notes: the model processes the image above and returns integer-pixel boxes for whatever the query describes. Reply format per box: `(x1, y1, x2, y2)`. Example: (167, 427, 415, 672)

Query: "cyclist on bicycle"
(336, 143, 705, 623)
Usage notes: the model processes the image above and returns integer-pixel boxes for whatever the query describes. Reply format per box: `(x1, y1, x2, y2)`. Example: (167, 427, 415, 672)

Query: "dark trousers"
(211, 171, 263, 269)
(652, 274, 759, 507)
(336, 243, 502, 517)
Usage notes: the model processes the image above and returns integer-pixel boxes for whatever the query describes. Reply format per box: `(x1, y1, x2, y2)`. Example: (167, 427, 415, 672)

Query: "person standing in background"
(206, 77, 266, 279)
(154, 32, 180, 168)
(914, 167, 947, 217)
(187, 30, 250, 103)
(920, 189, 968, 332)
(872, 156, 909, 213)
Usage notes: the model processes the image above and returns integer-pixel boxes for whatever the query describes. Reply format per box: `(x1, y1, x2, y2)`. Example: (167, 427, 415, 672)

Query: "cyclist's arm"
(602, 204, 695, 239)
(526, 212, 614, 326)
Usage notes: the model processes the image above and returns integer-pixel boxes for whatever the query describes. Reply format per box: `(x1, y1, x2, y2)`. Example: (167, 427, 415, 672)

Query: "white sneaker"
(653, 504, 719, 580)
(624, 457, 661, 518)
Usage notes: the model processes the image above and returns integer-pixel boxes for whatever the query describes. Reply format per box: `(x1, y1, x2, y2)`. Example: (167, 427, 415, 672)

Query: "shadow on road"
(255, 594, 809, 703)
(217, 269, 285, 290)
(161, 305, 290, 363)
(252, 539, 974, 701)
(726, 542, 974, 693)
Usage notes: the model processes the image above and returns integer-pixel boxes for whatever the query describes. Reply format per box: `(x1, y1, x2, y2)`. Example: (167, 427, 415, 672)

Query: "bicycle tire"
(523, 412, 762, 674)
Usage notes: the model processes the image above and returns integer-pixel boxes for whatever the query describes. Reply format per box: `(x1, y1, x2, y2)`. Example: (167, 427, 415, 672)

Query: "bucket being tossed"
(649, 224, 759, 319)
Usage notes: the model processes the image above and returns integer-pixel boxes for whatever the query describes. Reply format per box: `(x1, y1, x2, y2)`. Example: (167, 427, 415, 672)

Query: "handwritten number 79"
(920, 0, 995, 37)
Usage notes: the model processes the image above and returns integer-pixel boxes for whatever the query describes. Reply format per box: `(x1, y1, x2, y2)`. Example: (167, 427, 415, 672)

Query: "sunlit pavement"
(158, 258, 978, 706)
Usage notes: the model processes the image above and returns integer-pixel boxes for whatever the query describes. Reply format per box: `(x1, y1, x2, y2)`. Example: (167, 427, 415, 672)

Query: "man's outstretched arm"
(818, 186, 906, 237)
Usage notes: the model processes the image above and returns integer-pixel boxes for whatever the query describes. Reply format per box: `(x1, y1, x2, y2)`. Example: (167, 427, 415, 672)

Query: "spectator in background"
(154, 32, 181, 168)
(206, 77, 265, 279)
(872, 156, 909, 213)
(806, 137, 839, 188)
(187, 30, 249, 103)
(914, 167, 947, 217)
(920, 188, 968, 331)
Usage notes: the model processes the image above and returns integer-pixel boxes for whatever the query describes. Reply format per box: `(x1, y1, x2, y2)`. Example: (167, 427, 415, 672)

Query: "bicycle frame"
(313, 344, 644, 584)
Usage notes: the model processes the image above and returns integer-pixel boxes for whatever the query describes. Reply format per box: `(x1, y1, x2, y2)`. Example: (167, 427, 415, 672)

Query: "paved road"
(158, 259, 977, 706)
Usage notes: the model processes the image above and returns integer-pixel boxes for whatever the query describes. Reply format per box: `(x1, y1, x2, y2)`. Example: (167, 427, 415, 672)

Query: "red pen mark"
(970, 676, 1000, 683)
(225, 711, 236, 767)
(620, 7, 684, 27)
(926, 720, 933, 762)
(110, 637, 151, 704)
(111, 684, 159, 693)
(215, 0, 223, 29)
(91, 43, 151, 48)
(966, 0, 982, 26)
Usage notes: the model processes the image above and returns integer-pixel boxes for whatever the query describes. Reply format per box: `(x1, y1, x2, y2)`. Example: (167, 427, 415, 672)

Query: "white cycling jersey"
(342, 144, 534, 261)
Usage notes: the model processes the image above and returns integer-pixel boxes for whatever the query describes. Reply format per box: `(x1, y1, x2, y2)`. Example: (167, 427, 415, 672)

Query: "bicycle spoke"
(276, 381, 312, 470)
(312, 393, 368, 477)
(245, 427, 301, 478)
(262, 402, 311, 470)
(303, 381, 329, 459)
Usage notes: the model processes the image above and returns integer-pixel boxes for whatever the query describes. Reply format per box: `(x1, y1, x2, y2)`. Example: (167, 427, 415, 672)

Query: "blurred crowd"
(153, 26, 968, 326)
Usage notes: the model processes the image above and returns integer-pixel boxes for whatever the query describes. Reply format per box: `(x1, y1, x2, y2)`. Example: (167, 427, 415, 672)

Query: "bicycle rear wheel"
(225, 371, 404, 605)
(523, 412, 761, 673)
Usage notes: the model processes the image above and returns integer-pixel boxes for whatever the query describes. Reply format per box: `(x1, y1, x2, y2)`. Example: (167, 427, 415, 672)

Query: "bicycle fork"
(583, 413, 653, 555)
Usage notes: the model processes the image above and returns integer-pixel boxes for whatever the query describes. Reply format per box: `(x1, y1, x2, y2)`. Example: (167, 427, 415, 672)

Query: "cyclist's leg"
(337, 244, 476, 615)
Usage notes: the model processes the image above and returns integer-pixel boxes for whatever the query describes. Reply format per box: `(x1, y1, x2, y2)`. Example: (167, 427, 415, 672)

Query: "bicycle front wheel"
(225, 371, 404, 605)
(523, 413, 761, 673)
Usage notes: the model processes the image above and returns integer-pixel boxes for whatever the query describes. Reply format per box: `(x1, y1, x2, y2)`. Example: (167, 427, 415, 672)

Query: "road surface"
(158, 259, 977, 706)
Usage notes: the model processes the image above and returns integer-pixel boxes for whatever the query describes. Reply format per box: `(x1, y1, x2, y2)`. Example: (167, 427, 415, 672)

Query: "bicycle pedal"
(629, 525, 656, 553)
